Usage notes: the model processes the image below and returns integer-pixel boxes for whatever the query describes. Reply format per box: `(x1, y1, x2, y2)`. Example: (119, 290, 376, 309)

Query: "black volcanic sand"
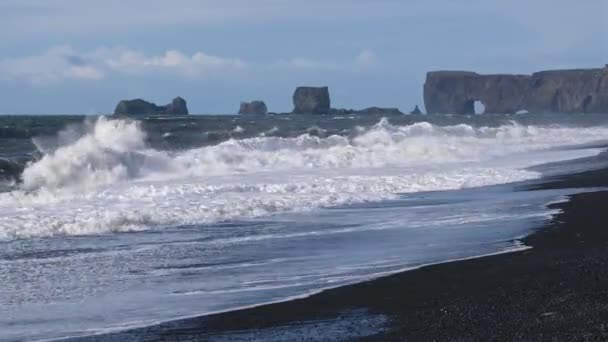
(77, 168, 608, 342)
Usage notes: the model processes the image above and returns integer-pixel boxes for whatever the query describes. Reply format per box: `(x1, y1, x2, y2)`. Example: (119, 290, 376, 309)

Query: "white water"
(1, 117, 607, 240)
(3, 116, 608, 341)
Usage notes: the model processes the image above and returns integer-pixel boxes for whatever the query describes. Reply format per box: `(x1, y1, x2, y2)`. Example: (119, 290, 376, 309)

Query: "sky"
(0, 0, 606, 114)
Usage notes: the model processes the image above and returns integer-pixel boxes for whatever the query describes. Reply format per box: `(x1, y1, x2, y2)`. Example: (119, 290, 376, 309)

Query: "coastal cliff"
(424, 67, 608, 114)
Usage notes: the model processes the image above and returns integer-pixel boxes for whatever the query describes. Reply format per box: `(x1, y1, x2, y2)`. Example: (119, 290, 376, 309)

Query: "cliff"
(424, 67, 608, 114)
(114, 97, 189, 116)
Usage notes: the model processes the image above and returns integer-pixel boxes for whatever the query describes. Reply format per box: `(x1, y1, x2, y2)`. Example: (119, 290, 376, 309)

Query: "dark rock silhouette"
(424, 71, 529, 114)
(424, 67, 608, 114)
(524, 69, 608, 113)
(292, 87, 331, 114)
(239, 101, 268, 115)
(114, 97, 189, 116)
(329, 107, 403, 115)
(292, 86, 404, 115)
(410, 105, 423, 115)
(165, 97, 188, 115)
(355, 107, 404, 115)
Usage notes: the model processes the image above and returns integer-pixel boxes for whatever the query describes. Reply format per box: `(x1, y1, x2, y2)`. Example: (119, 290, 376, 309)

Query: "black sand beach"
(73, 165, 608, 342)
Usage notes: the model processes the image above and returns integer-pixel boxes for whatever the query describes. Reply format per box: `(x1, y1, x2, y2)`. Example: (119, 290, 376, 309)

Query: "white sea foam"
(1, 117, 607, 240)
(22, 117, 173, 191)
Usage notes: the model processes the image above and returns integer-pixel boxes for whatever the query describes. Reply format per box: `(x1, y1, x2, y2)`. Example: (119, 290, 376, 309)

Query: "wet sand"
(76, 168, 608, 341)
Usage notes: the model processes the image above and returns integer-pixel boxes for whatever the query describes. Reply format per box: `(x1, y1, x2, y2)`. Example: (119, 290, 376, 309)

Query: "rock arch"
(424, 68, 608, 114)
(473, 100, 486, 114)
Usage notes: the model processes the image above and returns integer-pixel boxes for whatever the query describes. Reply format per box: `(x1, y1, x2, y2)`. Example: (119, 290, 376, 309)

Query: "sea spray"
(22, 117, 172, 191)
(2, 116, 608, 239)
(4, 114, 608, 341)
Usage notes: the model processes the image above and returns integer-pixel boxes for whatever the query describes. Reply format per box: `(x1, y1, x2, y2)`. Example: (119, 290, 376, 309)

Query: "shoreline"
(52, 245, 531, 342)
(70, 165, 608, 341)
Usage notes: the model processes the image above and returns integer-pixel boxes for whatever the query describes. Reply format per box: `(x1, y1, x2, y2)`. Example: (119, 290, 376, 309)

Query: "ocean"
(1, 113, 608, 341)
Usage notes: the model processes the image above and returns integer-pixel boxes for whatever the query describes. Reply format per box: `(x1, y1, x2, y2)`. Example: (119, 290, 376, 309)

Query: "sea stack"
(410, 105, 423, 115)
(292, 86, 331, 114)
(113, 97, 189, 116)
(239, 101, 268, 115)
(424, 67, 608, 114)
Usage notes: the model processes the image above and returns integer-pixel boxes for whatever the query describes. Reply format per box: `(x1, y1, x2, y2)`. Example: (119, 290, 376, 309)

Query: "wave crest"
(3, 116, 607, 239)
(18, 117, 608, 192)
(22, 117, 172, 191)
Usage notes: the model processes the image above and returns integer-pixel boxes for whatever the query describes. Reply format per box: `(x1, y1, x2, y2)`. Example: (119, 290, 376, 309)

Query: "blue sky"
(0, 0, 606, 114)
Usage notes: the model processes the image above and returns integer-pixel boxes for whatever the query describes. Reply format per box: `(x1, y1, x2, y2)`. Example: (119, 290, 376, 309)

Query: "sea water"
(1, 113, 608, 341)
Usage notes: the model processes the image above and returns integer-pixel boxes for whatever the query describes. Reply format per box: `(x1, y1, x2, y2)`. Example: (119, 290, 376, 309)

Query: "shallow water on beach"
(2, 113, 608, 341)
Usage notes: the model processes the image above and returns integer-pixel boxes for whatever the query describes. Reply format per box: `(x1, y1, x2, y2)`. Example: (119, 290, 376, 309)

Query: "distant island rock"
(424, 67, 608, 114)
(357, 107, 404, 115)
(330, 107, 404, 115)
(410, 105, 423, 115)
(291, 86, 405, 115)
(114, 97, 189, 116)
(239, 101, 268, 115)
(292, 86, 331, 114)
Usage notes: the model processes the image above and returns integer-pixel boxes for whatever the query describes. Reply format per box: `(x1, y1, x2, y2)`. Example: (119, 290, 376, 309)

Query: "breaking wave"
(1, 116, 607, 240)
(22, 117, 172, 191)
(0, 158, 25, 183)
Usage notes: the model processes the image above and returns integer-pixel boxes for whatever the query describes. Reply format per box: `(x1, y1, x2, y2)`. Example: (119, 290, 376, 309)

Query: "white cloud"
(105, 49, 246, 78)
(0, 46, 379, 85)
(0, 46, 104, 85)
(0, 46, 246, 85)
(355, 49, 378, 68)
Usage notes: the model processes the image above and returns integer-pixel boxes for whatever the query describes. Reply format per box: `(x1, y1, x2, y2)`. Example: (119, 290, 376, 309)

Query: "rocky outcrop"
(328, 107, 403, 115)
(114, 97, 189, 116)
(239, 101, 268, 115)
(165, 97, 189, 115)
(424, 67, 608, 114)
(354, 107, 404, 115)
(424, 71, 530, 114)
(293, 87, 331, 114)
(410, 105, 423, 115)
(523, 69, 608, 113)
(292, 86, 404, 115)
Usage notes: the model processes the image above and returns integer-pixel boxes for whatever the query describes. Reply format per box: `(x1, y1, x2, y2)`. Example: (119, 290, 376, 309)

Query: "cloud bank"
(0, 46, 104, 85)
(104, 49, 246, 78)
(0, 46, 247, 84)
(0, 46, 377, 85)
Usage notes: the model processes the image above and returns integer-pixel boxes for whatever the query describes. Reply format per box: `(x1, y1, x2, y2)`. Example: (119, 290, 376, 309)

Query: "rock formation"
(424, 67, 608, 114)
(410, 105, 423, 115)
(292, 87, 331, 114)
(114, 97, 189, 116)
(354, 107, 404, 115)
(291, 86, 404, 115)
(523, 69, 608, 113)
(165, 97, 189, 115)
(328, 107, 403, 115)
(239, 101, 268, 115)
